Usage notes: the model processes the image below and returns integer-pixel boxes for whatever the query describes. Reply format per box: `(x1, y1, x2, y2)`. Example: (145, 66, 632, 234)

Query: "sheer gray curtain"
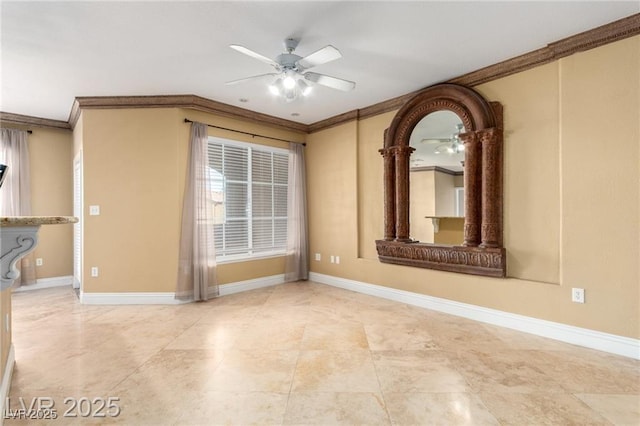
(176, 122, 218, 301)
(0, 128, 36, 286)
(285, 142, 309, 281)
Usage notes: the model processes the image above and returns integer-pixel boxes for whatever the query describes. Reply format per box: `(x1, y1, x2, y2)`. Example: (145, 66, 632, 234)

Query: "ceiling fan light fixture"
(268, 78, 283, 96)
(283, 71, 296, 90)
(284, 88, 297, 102)
(432, 123, 466, 156)
(298, 80, 312, 96)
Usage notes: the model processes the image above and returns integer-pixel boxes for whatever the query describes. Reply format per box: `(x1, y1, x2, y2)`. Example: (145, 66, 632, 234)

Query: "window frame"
(207, 136, 288, 264)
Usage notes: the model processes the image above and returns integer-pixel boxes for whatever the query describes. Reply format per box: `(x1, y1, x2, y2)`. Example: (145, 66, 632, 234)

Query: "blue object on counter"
(0, 164, 7, 188)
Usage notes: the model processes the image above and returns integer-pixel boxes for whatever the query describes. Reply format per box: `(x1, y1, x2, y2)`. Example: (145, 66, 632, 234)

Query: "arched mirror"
(376, 83, 506, 277)
(409, 111, 465, 245)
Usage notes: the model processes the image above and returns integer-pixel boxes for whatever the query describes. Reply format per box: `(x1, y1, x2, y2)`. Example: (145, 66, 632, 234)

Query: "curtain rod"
(184, 118, 305, 146)
(0, 128, 32, 134)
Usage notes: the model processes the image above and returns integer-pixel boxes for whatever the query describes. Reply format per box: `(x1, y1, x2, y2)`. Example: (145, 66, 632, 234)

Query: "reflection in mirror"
(409, 111, 465, 172)
(409, 111, 465, 245)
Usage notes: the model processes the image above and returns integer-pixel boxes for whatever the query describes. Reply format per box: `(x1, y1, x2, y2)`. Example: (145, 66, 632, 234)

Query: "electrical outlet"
(315, 253, 321, 261)
(36, 258, 43, 266)
(89, 205, 100, 216)
(572, 288, 585, 303)
(335, 256, 340, 264)
(330, 255, 335, 264)
(91, 267, 99, 277)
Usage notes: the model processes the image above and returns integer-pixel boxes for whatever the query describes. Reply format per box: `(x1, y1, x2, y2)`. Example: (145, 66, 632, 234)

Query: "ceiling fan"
(226, 38, 356, 101)
(421, 124, 465, 155)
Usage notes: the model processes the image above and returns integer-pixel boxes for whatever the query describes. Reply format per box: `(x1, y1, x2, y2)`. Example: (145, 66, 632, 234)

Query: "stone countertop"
(0, 216, 78, 227)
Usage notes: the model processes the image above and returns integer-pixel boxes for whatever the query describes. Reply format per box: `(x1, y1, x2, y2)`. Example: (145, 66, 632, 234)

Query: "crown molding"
(308, 13, 640, 133)
(0, 111, 71, 130)
(307, 92, 417, 133)
(359, 92, 416, 120)
(307, 110, 358, 133)
(410, 166, 464, 176)
(449, 13, 640, 87)
(69, 94, 309, 133)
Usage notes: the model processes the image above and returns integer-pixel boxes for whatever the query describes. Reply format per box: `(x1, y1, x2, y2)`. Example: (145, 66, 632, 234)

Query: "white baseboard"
(219, 274, 285, 296)
(12, 275, 74, 293)
(80, 274, 286, 305)
(80, 291, 189, 305)
(0, 344, 15, 426)
(309, 272, 640, 360)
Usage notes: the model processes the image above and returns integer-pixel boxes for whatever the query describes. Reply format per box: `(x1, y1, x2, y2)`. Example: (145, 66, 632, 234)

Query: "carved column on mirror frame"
(460, 132, 482, 247)
(379, 147, 396, 241)
(394, 145, 415, 242)
(479, 128, 502, 248)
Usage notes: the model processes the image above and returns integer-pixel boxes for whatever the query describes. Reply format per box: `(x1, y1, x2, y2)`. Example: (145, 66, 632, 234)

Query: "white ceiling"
(1, 1, 638, 125)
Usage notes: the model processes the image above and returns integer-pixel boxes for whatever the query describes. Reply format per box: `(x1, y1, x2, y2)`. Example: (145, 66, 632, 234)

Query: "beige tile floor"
(5, 282, 640, 425)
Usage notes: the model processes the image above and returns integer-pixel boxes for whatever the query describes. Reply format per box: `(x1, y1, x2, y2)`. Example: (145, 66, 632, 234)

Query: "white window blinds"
(207, 137, 288, 260)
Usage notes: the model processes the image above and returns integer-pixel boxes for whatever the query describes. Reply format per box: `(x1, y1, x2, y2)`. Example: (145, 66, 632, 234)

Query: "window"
(208, 137, 288, 261)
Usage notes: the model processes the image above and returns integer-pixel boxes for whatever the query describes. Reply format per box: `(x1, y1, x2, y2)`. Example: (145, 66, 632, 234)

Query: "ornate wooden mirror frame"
(376, 83, 506, 277)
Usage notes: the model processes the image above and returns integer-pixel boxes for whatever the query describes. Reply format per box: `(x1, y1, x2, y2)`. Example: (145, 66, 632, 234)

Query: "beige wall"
(409, 169, 436, 243)
(78, 107, 304, 293)
(434, 171, 456, 217)
(307, 36, 639, 339)
(307, 122, 358, 273)
(408, 169, 462, 244)
(557, 36, 639, 334)
(434, 218, 464, 245)
(356, 111, 395, 259)
(476, 60, 561, 283)
(30, 128, 74, 278)
(80, 108, 181, 293)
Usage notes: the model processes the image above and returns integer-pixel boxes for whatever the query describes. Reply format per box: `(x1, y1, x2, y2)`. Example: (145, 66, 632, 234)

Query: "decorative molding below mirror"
(376, 83, 506, 277)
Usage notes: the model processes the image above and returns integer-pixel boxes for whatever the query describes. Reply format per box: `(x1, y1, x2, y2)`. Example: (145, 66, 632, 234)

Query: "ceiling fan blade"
(225, 73, 279, 86)
(304, 72, 355, 92)
(230, 45, 280, 69)
(296, 45, 342, 70)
